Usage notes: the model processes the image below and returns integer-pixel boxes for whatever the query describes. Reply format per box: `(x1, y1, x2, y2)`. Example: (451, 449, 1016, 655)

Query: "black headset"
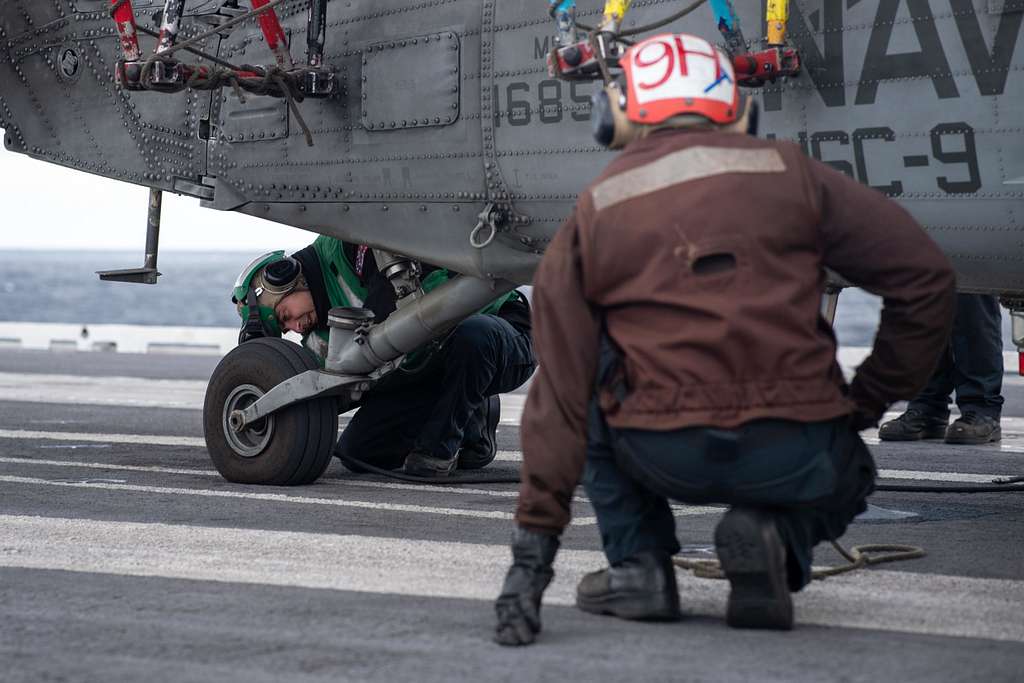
(745, 97, 760, 137)
(263, 256, 301, 287)
(591, 84, 761, 148)
(235, 256, 302, 344)
(590, 80, 624, 148)
(239, 288, 270, 344)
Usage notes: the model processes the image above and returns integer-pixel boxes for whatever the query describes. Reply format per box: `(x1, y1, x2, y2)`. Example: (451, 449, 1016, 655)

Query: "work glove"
(843, 381, 885, 432)
(850, 404, 887, 432)
(494, 526, 560, 647)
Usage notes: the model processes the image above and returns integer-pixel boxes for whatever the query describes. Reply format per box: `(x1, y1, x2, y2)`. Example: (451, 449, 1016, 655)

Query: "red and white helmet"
(621, 33, 740, 127)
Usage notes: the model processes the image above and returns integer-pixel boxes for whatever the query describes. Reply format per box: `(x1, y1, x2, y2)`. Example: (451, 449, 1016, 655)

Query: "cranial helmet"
(232, 251, 308, 342)
(592, 33, 748, 149)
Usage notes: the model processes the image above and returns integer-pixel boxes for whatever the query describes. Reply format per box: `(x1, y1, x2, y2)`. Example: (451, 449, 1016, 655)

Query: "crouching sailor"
(494, 32, 956, 644)
(232, 236, 535, 478)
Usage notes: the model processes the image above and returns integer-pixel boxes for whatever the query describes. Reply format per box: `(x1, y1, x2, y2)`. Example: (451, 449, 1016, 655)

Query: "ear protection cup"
(591, 88, 616, 148)
(263, 256, 301, 288)
(606, 84, 638, 150)
(592, 83, 642, 150)
(722, 95, 760, 138)
(745, 97, 760, 137)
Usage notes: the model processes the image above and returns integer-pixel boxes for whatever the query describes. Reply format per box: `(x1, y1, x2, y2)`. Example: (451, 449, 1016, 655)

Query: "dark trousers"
(335, 314, 535, 469)
(583, 404, 876, 591)
(909, 294, 1004, 420)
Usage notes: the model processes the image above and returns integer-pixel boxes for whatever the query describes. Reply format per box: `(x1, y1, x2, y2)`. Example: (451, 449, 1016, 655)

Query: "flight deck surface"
(0, 348, 1022, 682)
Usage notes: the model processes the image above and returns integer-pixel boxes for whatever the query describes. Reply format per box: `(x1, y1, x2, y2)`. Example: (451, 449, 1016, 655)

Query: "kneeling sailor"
(494, 32, 955, 644)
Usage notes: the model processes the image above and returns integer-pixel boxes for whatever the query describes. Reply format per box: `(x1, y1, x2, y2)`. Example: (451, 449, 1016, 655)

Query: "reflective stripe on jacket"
(516, 128, 956, 534)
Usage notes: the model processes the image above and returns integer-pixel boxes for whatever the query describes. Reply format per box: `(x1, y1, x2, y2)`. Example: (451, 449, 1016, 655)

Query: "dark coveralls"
(909, 294, 1004, 421)
(337, 311, 535, 469)
(585, 338, 876, 590)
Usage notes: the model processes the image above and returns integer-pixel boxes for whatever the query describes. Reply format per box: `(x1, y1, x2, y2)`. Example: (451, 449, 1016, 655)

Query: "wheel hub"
(222, 384, 275, 458)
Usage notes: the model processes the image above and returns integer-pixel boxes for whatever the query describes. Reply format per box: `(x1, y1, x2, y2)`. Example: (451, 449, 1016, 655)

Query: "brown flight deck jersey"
(517, 128, 956, 535)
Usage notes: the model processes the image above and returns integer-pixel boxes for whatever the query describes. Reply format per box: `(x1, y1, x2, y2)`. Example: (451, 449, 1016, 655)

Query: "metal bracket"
(97, 188, 163, 285)
(373, 249, 424, 306)
(110, 0, 336, 101)
(470, 203, 501, 249)
(215, 5, 248, 18)
(231, 370, 373, 431)
(174, 177, 215, 200)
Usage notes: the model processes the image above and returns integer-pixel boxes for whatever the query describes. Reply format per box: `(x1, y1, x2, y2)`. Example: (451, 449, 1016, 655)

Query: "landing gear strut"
(204, 274, 516, 486)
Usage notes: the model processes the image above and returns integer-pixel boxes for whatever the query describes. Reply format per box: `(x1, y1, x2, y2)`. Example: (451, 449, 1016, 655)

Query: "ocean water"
(0, 250, 1008, 350)
(0, 250, 248, 328)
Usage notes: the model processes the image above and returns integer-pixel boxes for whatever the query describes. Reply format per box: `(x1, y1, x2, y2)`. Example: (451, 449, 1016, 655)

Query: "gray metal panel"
(219, 96, 290, 144)
(490, 1, 612, 207)
(0, 1, 213, 191)
(210, 0, 505, 280)
(754, 0, 1024, 294)
(212, 1, 485, 205)
(362, 32, 461, 131)
(3, 0, 1024, 294)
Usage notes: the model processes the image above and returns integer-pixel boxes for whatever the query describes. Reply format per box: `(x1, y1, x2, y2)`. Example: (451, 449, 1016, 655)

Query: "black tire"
(203, 338, 338, 485)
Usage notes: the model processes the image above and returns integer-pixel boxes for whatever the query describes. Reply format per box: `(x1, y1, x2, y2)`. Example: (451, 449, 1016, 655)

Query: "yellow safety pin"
(766, 0, 789, 46)
(602, 0, 633, 28)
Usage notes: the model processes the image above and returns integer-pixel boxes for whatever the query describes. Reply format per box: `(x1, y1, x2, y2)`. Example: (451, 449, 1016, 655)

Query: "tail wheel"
(203, 337, 337, 485)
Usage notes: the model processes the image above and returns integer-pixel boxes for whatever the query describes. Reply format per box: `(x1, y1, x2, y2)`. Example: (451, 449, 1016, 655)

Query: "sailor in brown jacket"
(494, 33, 956, 645)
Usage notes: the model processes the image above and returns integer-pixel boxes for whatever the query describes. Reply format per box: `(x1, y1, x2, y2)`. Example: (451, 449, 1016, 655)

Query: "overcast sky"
(0, 129, 312, 252)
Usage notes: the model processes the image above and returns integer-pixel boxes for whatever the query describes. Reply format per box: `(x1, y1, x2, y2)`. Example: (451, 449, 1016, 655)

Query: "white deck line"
(0, 429, 207, 447)
(875, 469, 1013, 484)
(0, 372, 207, 409)
(0, 458, 720, 518)
(1, 431, 1020, 486)
(0, 474, 525, 522)
(0, 460, 718, 520)
(3, 370, 1024, 432)
(0, 374, 529, 424)
(4, 425, 1023, 458)
(2, 514, 1023, 643)
(0, 431, 525, 458)
(0, 474, 617, 526)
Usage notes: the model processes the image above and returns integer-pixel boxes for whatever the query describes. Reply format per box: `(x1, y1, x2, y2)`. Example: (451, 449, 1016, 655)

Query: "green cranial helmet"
(232, 251, 308, 342)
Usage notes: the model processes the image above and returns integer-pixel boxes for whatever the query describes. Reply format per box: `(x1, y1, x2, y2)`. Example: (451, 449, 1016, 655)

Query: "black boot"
(878, 409, 948, 441)
(457, 395, 500, 470)
(576, 551, 682, 621)
(945, 411, 1001, 445)
(403, 448, 458, 477)
(714, 508, 793, 630)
